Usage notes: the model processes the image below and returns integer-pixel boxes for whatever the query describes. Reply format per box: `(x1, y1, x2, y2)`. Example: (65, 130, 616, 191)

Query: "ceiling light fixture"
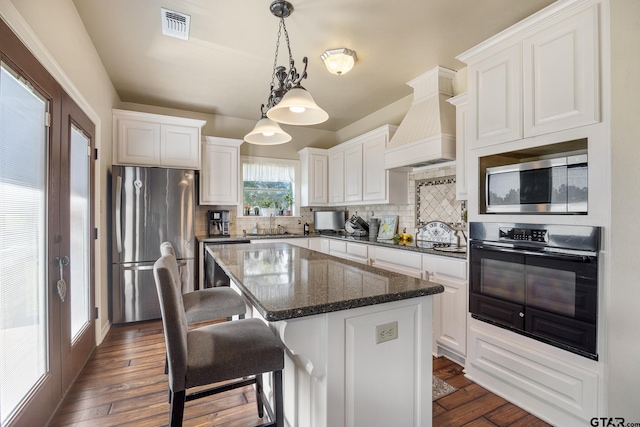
(321, 48, 357, 76)
(245, 1, 328, 144)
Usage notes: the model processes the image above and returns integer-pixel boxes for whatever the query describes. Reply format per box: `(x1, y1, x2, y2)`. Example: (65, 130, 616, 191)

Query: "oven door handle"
(471, 243, 595, 263)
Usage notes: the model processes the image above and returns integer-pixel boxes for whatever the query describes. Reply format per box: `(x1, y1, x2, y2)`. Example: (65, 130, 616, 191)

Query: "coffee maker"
(207, 210, 230, 236)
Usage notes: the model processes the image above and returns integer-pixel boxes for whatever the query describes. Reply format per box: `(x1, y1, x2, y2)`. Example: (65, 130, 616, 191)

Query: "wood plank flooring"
(49, 320, 552, 427)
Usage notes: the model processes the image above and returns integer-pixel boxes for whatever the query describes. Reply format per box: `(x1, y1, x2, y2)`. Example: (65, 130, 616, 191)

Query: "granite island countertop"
(207, 242, 444, 322)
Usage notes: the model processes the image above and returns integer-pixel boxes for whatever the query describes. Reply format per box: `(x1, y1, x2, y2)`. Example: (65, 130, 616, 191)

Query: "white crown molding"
(457, 0, 599, 64)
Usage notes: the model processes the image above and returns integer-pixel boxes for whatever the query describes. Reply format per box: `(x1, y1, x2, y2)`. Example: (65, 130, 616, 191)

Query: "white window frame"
(238, 156, 301, 217)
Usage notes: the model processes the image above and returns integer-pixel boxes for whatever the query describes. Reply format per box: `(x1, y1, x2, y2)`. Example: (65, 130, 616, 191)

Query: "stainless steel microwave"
(485, 154, 588, 214)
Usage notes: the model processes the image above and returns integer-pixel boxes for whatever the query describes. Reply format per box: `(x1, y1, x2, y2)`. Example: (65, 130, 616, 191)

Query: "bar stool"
(153, 255, 284, 427)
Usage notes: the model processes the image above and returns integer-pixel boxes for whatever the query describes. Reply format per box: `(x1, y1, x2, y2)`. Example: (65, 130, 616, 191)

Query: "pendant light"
(245, 0, 328, 144)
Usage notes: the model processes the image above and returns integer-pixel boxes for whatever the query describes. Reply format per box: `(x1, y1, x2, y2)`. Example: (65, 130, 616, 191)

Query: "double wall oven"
(469, 222, 601, 360)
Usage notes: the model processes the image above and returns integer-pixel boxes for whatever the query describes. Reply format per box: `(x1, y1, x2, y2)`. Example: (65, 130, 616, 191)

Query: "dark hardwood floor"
(49, 320, 551, 427)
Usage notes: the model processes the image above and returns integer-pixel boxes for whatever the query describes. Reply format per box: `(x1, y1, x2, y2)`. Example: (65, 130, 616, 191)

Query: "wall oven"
(469, 222, 601, 360)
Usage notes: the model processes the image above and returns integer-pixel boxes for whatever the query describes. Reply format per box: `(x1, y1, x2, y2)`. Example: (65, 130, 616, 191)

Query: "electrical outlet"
(375, 321, 398, 344)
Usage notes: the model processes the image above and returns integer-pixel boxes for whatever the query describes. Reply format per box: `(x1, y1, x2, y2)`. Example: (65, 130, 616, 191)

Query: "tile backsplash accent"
(415, 175, 462, 227)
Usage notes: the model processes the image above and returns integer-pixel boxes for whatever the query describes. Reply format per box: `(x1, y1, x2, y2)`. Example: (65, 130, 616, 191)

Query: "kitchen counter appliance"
(469, 222, 600, 359)
(313, 210, 346, 233)
(111, 166, 195, 324)
(344, 214, 369, 236)
(207, 209, 230, 236)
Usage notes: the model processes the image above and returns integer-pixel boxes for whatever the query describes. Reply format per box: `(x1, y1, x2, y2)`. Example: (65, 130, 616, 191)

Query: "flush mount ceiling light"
(245, 0, 328, 144)
(321, 48, 357, 75)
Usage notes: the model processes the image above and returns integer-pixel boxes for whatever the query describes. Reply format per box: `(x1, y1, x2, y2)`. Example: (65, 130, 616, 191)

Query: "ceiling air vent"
(161, 8, 190, 40)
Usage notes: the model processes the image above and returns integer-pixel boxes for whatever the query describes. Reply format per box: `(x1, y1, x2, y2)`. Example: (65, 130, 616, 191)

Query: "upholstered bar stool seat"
(154, 255, 284, 427)
(160, 242, 246, 322)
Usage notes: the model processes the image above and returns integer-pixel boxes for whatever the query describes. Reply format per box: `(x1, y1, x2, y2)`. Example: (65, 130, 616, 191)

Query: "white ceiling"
(72, 0, 555, 132)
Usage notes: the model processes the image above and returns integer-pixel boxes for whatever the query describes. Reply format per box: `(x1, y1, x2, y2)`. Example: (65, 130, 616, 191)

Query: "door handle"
(55, 256, 69, 302)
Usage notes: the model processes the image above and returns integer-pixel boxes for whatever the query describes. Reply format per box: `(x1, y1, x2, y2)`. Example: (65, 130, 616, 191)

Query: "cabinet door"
(344, 144, 363, 202)
(116, 119, 161, 165)
(434, 276, 467, 357)
(161, 124, 200, 169)
(455, 98, 468, 200)
(468, 44, 522, 147)
(309, 153, 328, 205)
(362, 133, 387, 201)
(200, 141, 239, 205)
(328, 149, 345, 204)
(523, 5, 599, 137)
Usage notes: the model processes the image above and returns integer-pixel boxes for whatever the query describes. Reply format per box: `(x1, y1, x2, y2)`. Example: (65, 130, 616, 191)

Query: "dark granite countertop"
(207, 242, 444, 322)
(198, 233, 467, 259)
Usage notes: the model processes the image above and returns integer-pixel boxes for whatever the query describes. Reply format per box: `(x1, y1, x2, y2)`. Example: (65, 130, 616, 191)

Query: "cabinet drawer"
(346, 242, 368, 259)
(329, 240, 347, 254)
(374, 246, 422, 270)
(423, 254, 467, 280)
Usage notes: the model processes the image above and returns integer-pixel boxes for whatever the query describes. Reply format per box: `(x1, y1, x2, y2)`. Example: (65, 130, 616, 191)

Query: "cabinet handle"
(519, 312, 524, 318)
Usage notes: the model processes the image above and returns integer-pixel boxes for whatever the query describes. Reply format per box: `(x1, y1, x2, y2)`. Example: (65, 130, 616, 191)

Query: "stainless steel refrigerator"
(111, 165, 195, 324)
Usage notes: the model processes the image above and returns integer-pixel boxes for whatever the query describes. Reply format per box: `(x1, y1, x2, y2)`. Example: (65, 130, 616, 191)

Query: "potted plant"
(261, 199, 276, 217)
(283, 190, 294, 216)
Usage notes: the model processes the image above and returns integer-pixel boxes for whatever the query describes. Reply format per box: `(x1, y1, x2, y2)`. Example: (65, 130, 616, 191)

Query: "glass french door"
(1, 20, 95, 427)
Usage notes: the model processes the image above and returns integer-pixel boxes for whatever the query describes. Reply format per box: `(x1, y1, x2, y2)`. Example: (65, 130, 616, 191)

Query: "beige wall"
(4, 0, 120, 340)
(608, 0, 640, 419)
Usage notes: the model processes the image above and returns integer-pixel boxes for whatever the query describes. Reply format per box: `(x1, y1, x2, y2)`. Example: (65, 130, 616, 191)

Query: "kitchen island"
(207, 242, 444, 427)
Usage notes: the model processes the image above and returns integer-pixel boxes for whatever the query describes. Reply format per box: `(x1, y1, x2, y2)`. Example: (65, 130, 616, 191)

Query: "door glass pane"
(481, 258, 525, 303)
(526, 264, 576, 317)
(0, 62, 49, 424)
(69, 125, 90, 340)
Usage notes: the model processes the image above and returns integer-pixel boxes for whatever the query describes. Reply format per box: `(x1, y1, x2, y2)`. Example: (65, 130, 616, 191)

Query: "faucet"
(269, 213, 275, 234)
(277, 224, 286, 235)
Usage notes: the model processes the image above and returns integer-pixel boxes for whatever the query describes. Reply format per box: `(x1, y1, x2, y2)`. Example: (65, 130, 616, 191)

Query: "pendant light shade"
(266, 87, 329, 125)
(244, 117, 292, 145)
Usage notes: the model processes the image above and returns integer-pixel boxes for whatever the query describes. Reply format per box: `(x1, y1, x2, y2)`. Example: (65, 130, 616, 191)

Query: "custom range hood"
(384, 66, 457, 169)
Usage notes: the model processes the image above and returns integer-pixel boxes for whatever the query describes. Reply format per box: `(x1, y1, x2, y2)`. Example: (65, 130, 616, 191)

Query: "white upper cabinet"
(199, 136, 242, 205)
(523, 5, 600, 137)
(362, 132, 387, 201)
(344, 143, 363, 202)
(113, 109, 205, 169)
(459, 0, 601, 148)
(328, 149, 345, 204)
(468, 44, 522, 147)
(298, 147, 328, 206)
(328, 124, 406, 206)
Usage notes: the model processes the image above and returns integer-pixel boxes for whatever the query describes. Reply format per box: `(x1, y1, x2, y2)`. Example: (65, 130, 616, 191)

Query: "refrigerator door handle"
(115, 175, 123, 253)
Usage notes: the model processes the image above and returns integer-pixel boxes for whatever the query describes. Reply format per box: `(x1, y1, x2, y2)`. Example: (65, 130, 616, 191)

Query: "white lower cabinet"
(370, 246, 423, 279)
(328, 240, 368, 264)
(423, 253, 467, 364)
(466, 318, 600, 426)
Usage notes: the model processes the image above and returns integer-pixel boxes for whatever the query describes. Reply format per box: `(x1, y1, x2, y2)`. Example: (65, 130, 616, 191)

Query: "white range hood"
(384, 66, 457, 169)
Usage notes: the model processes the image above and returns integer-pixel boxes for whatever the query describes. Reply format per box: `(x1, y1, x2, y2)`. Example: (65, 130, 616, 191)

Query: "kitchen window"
(241, 156, 300, 216)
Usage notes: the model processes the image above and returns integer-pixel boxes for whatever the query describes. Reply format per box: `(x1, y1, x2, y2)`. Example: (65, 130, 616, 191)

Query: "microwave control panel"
(499, 227, 548, 243)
